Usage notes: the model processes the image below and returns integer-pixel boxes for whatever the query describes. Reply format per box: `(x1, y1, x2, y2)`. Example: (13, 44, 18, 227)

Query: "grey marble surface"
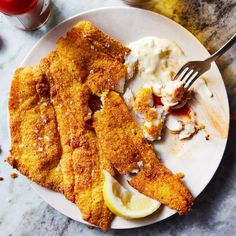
(0, 0, 236, 235)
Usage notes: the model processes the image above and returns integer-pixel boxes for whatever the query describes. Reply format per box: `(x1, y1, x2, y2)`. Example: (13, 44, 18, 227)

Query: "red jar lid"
(0, 0, 38, 15)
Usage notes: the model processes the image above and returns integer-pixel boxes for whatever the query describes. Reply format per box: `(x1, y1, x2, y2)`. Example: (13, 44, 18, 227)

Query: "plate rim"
(20, 6, 230, 230)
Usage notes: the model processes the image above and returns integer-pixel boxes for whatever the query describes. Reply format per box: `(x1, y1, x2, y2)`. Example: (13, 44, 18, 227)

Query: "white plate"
(21, 7, 229, 229)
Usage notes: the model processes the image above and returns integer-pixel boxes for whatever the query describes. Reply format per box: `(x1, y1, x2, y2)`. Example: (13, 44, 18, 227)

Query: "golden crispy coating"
(40, 52, 85, 202)
(8, 20, 132, 231)
(93, 91, 193, 214)
(133, 87, 164, 140)
(79, 130, 113, 230)
(44, 22, 129, 229)
(93, 92, 142, 174)
(142, 121, 163, 140)
(54, 20, 129, 95)
(8, 66, 63, 192)
(133, 87, 154, 116)
(133, 87, 160, 121)
(129, 161, 193, 214)
(41, 51, 113, 231)
(72, 20, 130, 62)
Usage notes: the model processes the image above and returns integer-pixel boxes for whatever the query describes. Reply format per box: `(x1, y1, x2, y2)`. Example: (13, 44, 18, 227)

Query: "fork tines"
(173, 61, 211, 90)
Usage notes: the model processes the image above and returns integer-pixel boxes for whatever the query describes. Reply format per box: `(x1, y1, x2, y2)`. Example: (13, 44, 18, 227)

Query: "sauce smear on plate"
(171, 103, 191, 117)
(153, 94, 163, 106)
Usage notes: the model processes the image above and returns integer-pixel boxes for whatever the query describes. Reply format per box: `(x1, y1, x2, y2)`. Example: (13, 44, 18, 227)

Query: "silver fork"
(173, 33, 236, 107)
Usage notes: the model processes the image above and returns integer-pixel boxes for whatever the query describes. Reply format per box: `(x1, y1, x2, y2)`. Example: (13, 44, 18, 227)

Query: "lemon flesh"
(103, 170, 161, 219)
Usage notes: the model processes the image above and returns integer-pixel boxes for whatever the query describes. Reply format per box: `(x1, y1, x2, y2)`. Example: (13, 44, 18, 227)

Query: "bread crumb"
(37, 147, 43, 152)
(198, 124, 205, 130)
(205, 134, 210, 141)
(137, 160, 143, 168)
(105, 42, 110, 48)
(18, 144, 24, 148)
(10, 173, 18, 179)
(176, 172, 185, 179)
(34, 129, 39, 134)
(0, 177, 4, 181)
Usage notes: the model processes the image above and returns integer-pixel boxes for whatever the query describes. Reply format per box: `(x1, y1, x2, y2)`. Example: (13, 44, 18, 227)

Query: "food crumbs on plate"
(176, 173, 185, 179)
(10, 173, 18, 179)
(198, 124, 205, 130)
(0, 145, 2, 154)
(205, 134, 210, 141)
(87, 225, 95, 230)
(0, 177, 4, 181)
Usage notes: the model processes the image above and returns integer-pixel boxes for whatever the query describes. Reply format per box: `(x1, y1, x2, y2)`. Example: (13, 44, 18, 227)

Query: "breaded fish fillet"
(55, 20, 130, 95)
(93, 91, 193, 214)
(40, 52, 113, 231)
(72, 20, 130, 62)
(38, 20, 131, 229)
(8, 20, 131, 231)
(8, 66, 63, 192)
(93, 92, 142, 174)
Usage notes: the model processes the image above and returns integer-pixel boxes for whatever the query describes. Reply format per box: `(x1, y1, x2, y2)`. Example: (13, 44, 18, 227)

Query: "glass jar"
(0, 0, 51, 31)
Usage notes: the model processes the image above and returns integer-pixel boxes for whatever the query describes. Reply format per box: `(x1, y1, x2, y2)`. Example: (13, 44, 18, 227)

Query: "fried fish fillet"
(8, 60, 113, 231)
(40, 51, 113, 231)
(8, 66, 63, 192)
(54, 20, 130, 95)
(8, 20, 130, 231)
(38, 20, 130, 230)
(93, 91, 193, 214)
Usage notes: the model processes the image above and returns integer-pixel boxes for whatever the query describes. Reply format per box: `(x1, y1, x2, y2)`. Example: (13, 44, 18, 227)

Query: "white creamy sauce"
(127, 37, 186, 111)
(128, 37, 186, 93)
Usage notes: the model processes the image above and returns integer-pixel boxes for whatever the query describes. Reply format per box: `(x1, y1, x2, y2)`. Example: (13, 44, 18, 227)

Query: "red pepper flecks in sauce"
(171, 103, 191, 117)
(153, 94, 163, 106)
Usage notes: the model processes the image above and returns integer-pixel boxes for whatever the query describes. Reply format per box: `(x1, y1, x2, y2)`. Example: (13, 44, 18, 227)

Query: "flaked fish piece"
(8, 66, 63, 192)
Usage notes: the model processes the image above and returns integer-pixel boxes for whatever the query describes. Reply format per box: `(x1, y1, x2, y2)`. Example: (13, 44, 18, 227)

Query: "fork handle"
(205, 33, 236, 63)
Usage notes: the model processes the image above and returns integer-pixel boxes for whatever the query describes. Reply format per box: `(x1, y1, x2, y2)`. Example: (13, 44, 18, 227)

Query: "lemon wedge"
(102, 170, 161, 219)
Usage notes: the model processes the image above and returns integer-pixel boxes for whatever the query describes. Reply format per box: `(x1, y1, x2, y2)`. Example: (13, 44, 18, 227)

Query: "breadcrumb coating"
(93, 91, 193, 214)
(8, 20, 130, 232)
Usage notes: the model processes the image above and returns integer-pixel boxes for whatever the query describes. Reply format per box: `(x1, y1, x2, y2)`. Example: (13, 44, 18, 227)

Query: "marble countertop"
(0, 0, 236, 235)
